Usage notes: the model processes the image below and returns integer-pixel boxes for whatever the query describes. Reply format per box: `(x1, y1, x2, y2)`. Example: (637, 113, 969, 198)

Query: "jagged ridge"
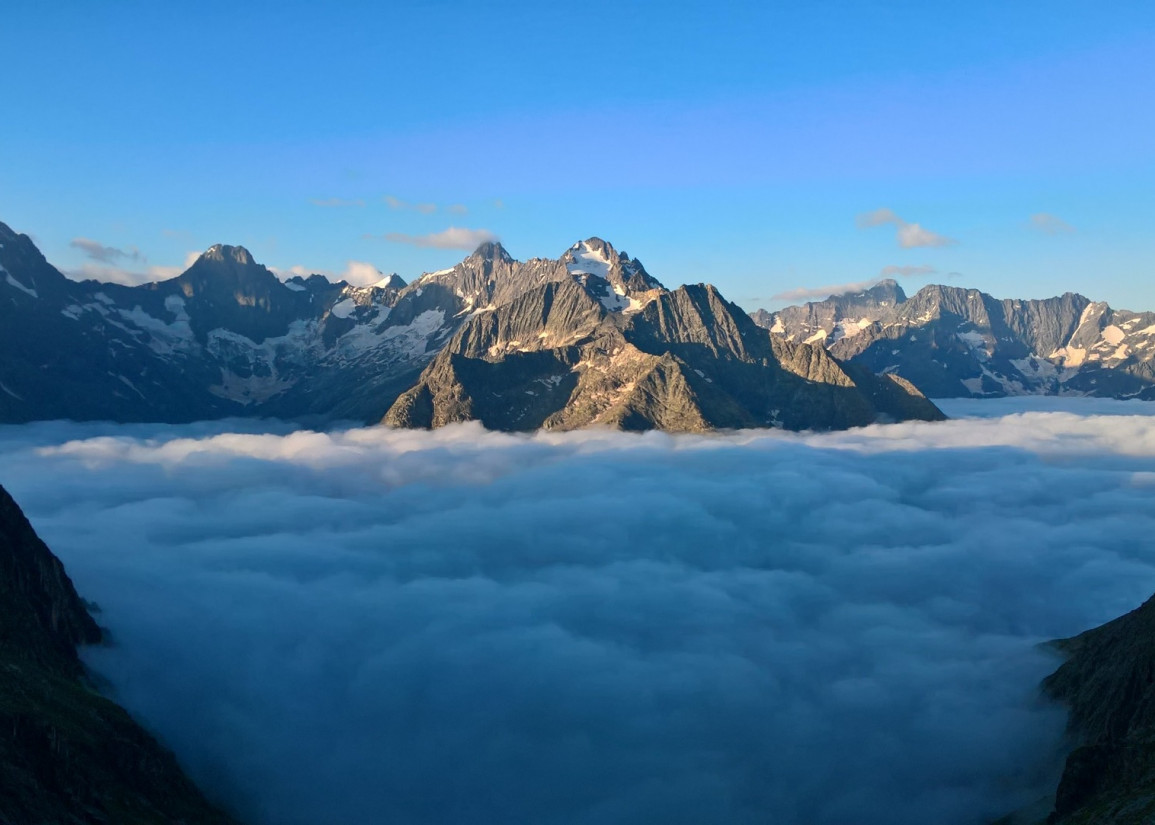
(758, 281, 1155, 400)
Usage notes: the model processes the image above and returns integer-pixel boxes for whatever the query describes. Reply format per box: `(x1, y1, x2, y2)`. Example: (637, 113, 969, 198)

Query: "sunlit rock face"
(385, 279, 943, 432)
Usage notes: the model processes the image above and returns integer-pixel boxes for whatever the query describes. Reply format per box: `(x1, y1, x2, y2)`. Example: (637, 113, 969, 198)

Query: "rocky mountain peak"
(200, 243, 255, 266)
(376, 273, 406, 289)
(563, 238, 617, 277)
(859, 278, 907, 305)
(470, 240, 513, 264)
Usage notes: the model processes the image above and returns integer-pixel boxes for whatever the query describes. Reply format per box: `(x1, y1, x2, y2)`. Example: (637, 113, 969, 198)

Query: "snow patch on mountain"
(5, 273, 37, 298)
(566, 241, 612, 279)
(330, 298, 357, 319)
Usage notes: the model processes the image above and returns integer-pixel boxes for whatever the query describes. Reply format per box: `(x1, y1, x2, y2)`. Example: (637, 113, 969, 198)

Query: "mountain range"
(0, 222, 942, 431)
(756, 280, 1155, 400)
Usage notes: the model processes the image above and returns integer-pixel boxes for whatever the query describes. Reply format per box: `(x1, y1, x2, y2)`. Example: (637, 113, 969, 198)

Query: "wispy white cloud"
(880, 264, 937, 278)
(855, 208, 902, 229)
(856, 208, 957, 248)
(70, 237, 144, 264)
(385, 195, 438, 214)
(897, 223, 955, 248)
(269, 260, 389, 287)
(338, 260, 387, 287)
(310, 197, 366, 208)
(376, 227, 497, 250)
(773, 264, 938, 303)
(1030, 213, 1075, 235)
(772, 278, 884, 302)
(66, 251, 200, 286)
(447, 204, 469, 215)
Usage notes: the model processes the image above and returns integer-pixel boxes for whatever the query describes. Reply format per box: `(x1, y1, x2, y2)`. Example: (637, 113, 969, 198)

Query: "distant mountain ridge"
(758, 281, 1155, 400)
(0, 220, 943, 430)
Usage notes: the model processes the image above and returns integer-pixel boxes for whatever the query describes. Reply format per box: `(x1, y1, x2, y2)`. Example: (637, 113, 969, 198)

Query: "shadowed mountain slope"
(1033, 593, 1155, 824)
(0, 483, 236, 824)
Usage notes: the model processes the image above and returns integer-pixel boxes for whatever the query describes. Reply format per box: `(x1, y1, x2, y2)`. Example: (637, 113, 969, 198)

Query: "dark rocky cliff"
(0, 484, 236, 825)
(1031, 593, 1155, 824)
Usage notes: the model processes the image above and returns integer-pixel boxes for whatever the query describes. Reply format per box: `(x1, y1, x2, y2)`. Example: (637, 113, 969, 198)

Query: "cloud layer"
(5, 401, 1155, 825)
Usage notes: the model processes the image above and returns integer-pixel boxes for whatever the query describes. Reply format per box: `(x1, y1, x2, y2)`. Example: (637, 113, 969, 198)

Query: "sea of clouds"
(3, 398, 1155, 825)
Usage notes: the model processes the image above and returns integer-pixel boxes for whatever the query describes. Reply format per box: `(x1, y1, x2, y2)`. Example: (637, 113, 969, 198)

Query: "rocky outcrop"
(1016, 593, 1155, 824)
(0, 483, 236, 824)
(384, 277, 945, 432)
(758, 281, 1155, 400)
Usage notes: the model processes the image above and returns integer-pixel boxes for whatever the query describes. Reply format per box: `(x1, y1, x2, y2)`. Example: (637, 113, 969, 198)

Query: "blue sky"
(2, 0, 1153, 310)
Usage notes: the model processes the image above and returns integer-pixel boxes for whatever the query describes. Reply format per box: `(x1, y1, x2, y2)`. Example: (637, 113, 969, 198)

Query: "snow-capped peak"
(565, 239, 615, 280)
(374, 273, 406, 289)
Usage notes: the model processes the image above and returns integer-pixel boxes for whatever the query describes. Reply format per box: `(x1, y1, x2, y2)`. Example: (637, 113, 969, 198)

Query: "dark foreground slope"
(0, 484, 235, 825)
(1033, 594, 1155, 824)
(384, 278, 944, 432)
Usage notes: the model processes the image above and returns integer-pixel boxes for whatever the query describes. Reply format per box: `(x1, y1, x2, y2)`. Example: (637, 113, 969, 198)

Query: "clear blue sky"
(2, 0, 1153, 310)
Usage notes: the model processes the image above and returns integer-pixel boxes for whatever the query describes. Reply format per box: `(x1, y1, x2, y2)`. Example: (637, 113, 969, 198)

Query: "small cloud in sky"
(310, 197, 366, 208)
(494, 199, 505, 209)
(70, 237, 144, 264)
(1030, 213, 1076, 235)
(772, 278, 884, 302)
(269, 260, 390, 287)
(774, 265, 938, 303)
(897, 223, 955, 248)
(339, 260, 387, 286)
(447, 204, 469, 215)
(66, 250, 199, 286)
(385, 195, 438, 214)
(856, 208, 957, 248)
(376, 227, 497, 250)
(880, 264, 936, 278)
(855, 208, 902, 229)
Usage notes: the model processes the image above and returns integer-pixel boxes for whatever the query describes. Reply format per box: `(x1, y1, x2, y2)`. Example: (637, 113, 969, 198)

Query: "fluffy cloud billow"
(4, 401, 1155, 825)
